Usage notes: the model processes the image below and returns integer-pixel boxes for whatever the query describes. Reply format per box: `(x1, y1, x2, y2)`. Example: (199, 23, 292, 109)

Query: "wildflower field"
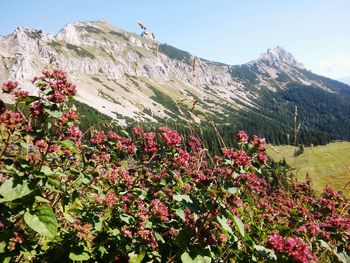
(0, 70, 349, 262)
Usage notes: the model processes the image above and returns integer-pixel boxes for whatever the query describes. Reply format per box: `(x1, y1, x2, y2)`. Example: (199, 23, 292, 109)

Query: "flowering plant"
(0, 70, 349, 262)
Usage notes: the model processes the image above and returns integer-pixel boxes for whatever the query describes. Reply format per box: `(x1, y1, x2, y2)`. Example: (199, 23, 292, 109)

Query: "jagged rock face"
(258, 46, 304, 69)
(0, 20, 347, 123)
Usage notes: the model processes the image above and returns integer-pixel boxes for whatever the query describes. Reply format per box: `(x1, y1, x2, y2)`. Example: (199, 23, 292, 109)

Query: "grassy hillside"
(268, 142, 350, 196)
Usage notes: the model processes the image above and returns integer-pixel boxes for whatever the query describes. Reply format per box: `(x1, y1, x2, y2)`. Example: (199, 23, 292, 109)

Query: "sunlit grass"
(268, 142, 350, 196)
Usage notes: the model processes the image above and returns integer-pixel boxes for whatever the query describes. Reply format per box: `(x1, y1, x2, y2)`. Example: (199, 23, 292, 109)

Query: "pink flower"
(284, 236, 314, 263)
(169, 227, 179, 236)
(34, 139, 49, 153)
(150, 199, 169, 222)
(90, 130, 107, 145)
(268, 234, 284, 252)
(188, 136, 203, 152)
(256, 152, 268, 164)
(33, 69, 77, 102)
(239, 173, 268, 195)
(14, 232, 25, 244)
(132, 127, 144, 136)
(175, 148, 191, 165)
(218, 233, 228, 245)
(236, 130, 249, 143)
(59, 108, 78, 124)
(298, 222, 320, 236)
(160, 127, 183, 146)
(0, 110, 27, 131)
(268, 235, 314, 263)
(30, 102, 44, 118)
(105, 192, 117, 208)
(1, 81, 18, 93)
(14, 90, 29, 98)
(251, 135, 267, 151)
(121, 226, 132, 238)
(225, 149, 251, 167)
(66, 125, 83, 140)
(138, 228, 158, 249)
(144, 132, 158, 153)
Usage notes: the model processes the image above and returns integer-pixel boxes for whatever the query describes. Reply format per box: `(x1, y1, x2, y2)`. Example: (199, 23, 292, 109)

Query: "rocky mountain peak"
(257, 46, 304, 69)
(1, 20, 346, 125)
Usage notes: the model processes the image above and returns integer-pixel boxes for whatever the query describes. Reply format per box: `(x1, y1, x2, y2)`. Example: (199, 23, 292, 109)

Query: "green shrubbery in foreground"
(0, 70, 349, 262)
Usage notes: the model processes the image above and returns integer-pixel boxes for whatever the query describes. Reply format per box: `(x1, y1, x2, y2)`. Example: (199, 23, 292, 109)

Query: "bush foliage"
(0, 70, 349, 262)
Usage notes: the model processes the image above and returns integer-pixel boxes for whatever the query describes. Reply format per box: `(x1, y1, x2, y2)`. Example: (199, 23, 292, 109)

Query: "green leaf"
(59, 140, 78, 153)
(336, 251, 350, 263)
(193, 255, 209, 263)
(16, 95, 39, 103)
(69, 252, 90, 261)
(119, 214, 133, 224)
(226, 187, 238, 195)
(40, 166, 53, 176)
(44, 108, 62, 118)
(94, 220, 103, 231)
(254, 245, 277, 260)
(24, 205, 58, 238)
(120, 129, 130, 137)
(129, 251, 145, 263)
(35, 196, 50, 203)
(0, 241, 6, 253)
(232, 215, 245, 238)
(155, 231, 165, 243)
(110, 228, 120, 236)
(173, 194, 193, 203)
(0, 178, 31, 203)
(175, 208, 185, 221)
(217, 215, 233, 236)
(181, 252, 193, 263)
(63, 213, 74, 223)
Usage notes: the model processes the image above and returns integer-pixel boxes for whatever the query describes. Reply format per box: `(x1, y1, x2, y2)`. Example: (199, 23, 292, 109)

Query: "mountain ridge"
(1, 20, 350, 144)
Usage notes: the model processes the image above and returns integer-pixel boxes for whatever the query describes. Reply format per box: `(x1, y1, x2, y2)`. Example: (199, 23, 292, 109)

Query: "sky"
(1, 0, 350, 79)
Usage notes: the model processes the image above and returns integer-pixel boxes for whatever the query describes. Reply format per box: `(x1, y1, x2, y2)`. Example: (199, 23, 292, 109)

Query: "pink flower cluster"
(238, 173, 268, 195)
(34, 139, 49, 153)
(256, 152, 268, 164)
(90, 130, 107, 146)
(159, 127, 183, 146)
(107, 131, 136, 154)
(1, 81, 18, 93)
(132, 127, 159, 153)
(30, 102, 44, 119)
(137, 226, 158, 249)
(0, 110, 27, 131)
(268, 235, 314, 263)
(150, 199, 169, 222)
(66, 125, 83, 139)
(236, 130, 249, 143)
(298, 222, 320, 236)
(251, 135, 267, 151)
(59, 108, 78, 125)
(32, 69, 77, 103)
(105, 168, 134, 189)
(14, 90, 29, 99)
(224, 149, 251, 167)
(94, 192, 117, 208)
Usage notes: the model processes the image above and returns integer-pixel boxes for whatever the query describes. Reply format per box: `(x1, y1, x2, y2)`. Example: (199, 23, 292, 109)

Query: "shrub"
(0, 70, 349, 262)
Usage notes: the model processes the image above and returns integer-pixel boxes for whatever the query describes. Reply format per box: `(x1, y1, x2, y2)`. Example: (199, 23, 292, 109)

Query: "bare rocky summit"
(0, 20, 347, 125)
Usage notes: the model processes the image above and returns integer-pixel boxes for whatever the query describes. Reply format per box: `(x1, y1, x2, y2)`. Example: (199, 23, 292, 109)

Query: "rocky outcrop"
(0, 20, 344, 123)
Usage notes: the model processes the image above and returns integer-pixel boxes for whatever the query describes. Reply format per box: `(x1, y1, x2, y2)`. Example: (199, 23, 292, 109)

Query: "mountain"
(1, 20, 350, 145)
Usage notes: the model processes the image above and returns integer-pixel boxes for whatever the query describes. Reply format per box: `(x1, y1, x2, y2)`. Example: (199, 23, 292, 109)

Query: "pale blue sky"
(1, 1, 350, 78)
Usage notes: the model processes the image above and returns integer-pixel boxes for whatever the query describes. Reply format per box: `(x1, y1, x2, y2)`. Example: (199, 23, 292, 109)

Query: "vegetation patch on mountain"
(0, 70, 349, 262)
